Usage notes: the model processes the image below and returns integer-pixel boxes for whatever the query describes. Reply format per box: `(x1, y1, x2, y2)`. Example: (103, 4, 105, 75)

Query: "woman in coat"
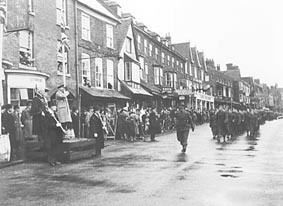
(148, 108, 159, 141)
(21, 102, 33, 140)
(89, 106, 104, 157)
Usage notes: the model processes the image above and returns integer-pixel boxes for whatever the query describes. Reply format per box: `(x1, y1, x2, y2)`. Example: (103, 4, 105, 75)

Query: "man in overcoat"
(89, 106, 104, 157)
(44, 101, 64, 166)
(175, 105, 194, 153)
(55, 85, 72, 129)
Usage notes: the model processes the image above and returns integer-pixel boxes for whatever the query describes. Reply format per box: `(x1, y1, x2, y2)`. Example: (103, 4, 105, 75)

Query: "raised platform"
(26, 138, 96, 163)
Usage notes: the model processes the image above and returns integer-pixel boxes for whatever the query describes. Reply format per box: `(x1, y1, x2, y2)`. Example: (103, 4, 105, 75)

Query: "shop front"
(192, 92, 214, 111)
(2, 69, 49, 164)
(161, 86, 176, 108)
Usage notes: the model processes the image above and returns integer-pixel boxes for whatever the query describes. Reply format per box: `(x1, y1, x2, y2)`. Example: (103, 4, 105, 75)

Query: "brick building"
(173, 42, 214, 110)
(224, 63, 251, 109)
(206, 60, 234, 108)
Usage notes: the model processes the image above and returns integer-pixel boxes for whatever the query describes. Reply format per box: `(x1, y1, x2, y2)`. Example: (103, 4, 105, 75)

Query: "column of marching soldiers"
(208, 106, 278, 142)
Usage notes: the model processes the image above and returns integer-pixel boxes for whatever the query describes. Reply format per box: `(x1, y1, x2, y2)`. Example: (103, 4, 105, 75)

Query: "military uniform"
(176, 109, 194, 152)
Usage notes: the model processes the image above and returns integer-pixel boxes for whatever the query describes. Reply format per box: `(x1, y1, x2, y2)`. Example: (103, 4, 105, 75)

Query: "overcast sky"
(114, 0, 283, 87)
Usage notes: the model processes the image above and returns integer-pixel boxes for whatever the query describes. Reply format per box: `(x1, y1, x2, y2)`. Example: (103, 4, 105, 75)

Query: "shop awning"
(80, 86, 130, 100)
(120, 80, 152, 96)
(140, 80, 161, 96)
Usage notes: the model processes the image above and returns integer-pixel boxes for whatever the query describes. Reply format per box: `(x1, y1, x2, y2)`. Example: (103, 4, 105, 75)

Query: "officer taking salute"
(175, 104, 195, 153)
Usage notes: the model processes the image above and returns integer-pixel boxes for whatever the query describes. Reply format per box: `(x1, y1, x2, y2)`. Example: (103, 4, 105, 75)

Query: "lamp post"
(0, 0, 7, 135)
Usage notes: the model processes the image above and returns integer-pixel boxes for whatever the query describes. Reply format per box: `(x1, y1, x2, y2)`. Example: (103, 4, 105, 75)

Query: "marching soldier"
(175, 104, 194, 153)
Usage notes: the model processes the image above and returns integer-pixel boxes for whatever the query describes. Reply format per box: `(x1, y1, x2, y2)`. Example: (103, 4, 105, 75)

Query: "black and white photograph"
(0, 0, 283, 205)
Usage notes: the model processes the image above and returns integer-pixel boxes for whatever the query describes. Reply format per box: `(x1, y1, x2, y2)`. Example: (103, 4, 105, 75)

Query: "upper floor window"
(154, 67, 163, 85)
(95, 58, 103, 88)
(144, 39, 148, 54)
(57, 40, 69, 74)
(82, 13, 90, 41)
(56, 0, 67, 26)
(125, 62, 131, 81)
(165, 72, 173, 87)
(126, 37, 132, 53)
(28, 0, 34, 13)
(167, 55, 170, 66)
(137, 35, 141, 50)
(155, 48, 159, 59)
(162, 52, 165, 63)
(106, 24, 114, 49)
(107, 60, 114, 89)
(149, 44, 153, 56)
(82, 53, 91, 86)
(172, 57, 175, 67)
(19, 30, 34, 67)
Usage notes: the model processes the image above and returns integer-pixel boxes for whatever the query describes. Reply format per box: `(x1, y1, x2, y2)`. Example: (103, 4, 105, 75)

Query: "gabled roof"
(116, 18, 132, 53)
(78, 0, 120, 23)
(173, 42, 193, 63)
(223, 69, 241, 81)
(191, 47, 201, 68)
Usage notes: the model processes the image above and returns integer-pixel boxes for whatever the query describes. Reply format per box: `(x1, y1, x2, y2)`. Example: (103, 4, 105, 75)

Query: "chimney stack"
(103, 1, 122, 17)
(165, 33, 171, 45)
(217, 64, 221, 71)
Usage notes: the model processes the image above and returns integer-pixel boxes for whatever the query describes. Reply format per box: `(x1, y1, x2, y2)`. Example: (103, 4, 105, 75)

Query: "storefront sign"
(194, 93, 214, 102)
(7, 73, 46, 89)
(179, 96, 185, 100)
(162, 87, 173, 93)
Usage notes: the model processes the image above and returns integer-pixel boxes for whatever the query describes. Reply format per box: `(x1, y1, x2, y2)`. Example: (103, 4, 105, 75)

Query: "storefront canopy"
(140, 80, 161, 96)
(120, 80, 152, 97)
(80, 86, 130, 100)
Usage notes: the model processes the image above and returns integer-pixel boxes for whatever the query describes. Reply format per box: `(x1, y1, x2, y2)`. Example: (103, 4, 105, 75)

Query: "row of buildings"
(1, 0, 283, 113)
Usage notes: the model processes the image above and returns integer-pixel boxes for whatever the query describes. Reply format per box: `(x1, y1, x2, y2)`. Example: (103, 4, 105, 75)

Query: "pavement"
(1, 119, 283, 206)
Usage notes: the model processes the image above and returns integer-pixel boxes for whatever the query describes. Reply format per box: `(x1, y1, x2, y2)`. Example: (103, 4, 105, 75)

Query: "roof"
(223, 69, 241, 81)
(78, 0, 120, 23)
(80, 86, 130, 99)
(116, 19, 132, 53)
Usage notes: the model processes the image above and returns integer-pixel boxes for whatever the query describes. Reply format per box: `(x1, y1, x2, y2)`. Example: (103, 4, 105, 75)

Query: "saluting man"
(175, 104, 195, 153)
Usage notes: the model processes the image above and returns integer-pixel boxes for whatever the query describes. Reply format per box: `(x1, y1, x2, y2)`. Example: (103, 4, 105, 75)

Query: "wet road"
(1, 119, 283, 206)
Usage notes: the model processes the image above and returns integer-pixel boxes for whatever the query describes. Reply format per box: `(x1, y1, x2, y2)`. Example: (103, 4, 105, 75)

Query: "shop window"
(82, 53, 91, 87)
(57, 41, 69, 75)
(95, 58, 103, 88)
(10, 88, 34, 106)
(56, 0, 67, 26)
(19, 30, 34, 67)
(81, 13, 90, 41)
(107, 59, 114, 89)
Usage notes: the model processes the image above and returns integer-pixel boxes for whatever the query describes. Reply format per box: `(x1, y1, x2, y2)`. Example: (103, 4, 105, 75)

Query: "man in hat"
(175, 104, 195, 153)
(44, 100, 64, 166)
(89, 106, 104, 157)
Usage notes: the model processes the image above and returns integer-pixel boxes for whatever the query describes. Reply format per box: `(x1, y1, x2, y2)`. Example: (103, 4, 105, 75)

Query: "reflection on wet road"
(1, 120, 283, 206)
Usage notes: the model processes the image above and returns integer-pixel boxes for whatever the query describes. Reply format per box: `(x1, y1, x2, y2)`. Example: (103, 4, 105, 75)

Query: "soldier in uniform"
(215, 105, 227, 142)
(175, 104, 194, 153)
(209, 109, 218, 139)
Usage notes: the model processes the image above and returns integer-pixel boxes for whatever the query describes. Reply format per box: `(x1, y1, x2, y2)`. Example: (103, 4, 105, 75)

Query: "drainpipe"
(74, 0, 81, 138)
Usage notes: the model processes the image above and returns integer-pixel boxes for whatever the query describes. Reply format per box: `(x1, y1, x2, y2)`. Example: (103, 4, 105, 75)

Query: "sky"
(114, 0, 283, 87)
